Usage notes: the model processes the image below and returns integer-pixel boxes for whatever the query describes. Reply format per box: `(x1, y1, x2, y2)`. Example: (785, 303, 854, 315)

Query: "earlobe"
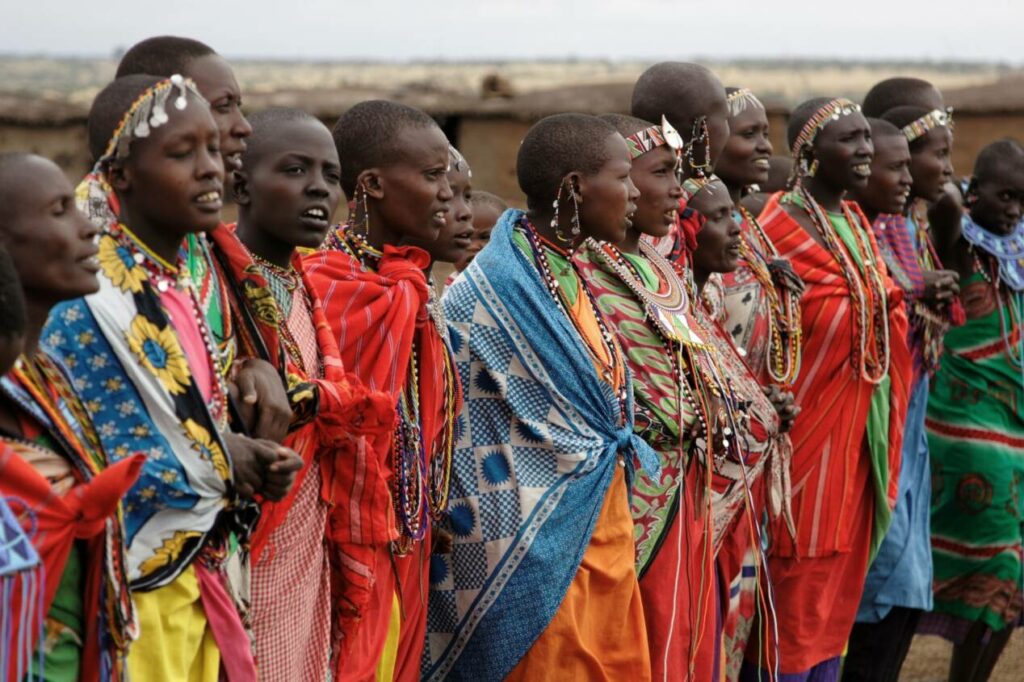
(108, 163, 131, 193)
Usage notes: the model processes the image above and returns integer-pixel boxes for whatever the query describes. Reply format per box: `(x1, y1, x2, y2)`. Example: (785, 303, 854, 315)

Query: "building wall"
(0, 123, 91, 178)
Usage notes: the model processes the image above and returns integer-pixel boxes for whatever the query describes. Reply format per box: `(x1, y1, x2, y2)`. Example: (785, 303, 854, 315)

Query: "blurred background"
(1, 4, 1022, 673)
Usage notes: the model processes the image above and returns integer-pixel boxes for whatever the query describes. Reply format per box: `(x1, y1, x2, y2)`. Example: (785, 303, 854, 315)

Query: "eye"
(285, 165, 305, 176)
(999, 191, 1013, 201)
(325, 170, 341, 184)
(52, 199, 67, 216)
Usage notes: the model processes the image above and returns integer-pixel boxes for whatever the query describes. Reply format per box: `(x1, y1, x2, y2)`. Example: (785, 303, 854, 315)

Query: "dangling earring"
(807, 159, 819, 178)
(551, 182, 568, 242)
(688, 117, 712, 178)
(356, 185, 370, 237)
(568, 179, 581, 238)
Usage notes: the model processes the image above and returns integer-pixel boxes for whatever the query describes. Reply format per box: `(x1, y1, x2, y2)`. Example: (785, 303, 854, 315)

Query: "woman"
(303, 100, 462, 681)
(0, 153, 143, 681)
(577, 114, 781, 681)
(740, 98, 911, 681)
(426, 113, 654, 681)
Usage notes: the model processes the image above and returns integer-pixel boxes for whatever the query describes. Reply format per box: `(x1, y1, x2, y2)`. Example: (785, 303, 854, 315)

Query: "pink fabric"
(195, 563, 257, 682)
(161, 287, 213, 402)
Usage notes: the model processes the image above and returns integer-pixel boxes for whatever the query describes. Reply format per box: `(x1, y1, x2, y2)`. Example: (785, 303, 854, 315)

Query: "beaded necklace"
(736, 206, 804, 386)
(520, 218, 627, 406)
(788, 186, 890, 384)
(249, 251, 321, 378)
(972, 247, 1024, 373)
(114, 224, 231, 421)
(331, 223, 458, 544)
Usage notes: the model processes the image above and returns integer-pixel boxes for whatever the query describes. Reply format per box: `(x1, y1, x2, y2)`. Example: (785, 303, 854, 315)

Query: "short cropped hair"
(116, 35, 216, 78)
(86, 74, 164, 162)
(786, 97, 835, 151)
(598, 113, 651, 139)
(974, 138, 1024, 183)
(516, 113, 618, 210)
(469, 191, 507, 212)
(631, 62, 724, 132)
(862, 77, 943, 118)
(331, 100, 439, 199)
(240, 107, 325, 170)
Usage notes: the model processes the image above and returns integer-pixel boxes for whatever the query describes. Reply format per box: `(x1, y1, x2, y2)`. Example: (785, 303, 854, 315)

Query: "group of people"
(0, 33, 1021, 682)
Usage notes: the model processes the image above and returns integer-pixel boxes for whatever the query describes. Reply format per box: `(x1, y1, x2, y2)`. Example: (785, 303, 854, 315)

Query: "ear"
(964, 177, 979, 206)
(233, 170, 251, 207)
(357, 169, 384, 200)
(107, 160, 131, 193)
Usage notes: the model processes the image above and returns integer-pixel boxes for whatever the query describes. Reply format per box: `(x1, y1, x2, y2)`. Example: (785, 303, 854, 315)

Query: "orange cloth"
(506, 466, 651, 681)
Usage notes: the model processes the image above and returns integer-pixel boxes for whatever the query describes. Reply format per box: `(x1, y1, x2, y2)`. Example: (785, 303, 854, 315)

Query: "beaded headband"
(449, 145, 471, 178)
(625, 115, 684, 160)
(902, 107, 954, 143)
(681, 173, 723, 204)
(99, 74, 205, 167)
(726, 88, 764, 118)
(789, 98, 861, 158)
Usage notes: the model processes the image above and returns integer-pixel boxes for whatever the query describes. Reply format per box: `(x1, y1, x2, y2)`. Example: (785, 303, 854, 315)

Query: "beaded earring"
(356, 185, 371, 237)
(551, 177, 581, 243)
(687, 116, 713, 178)
(807, 158, 819, 178)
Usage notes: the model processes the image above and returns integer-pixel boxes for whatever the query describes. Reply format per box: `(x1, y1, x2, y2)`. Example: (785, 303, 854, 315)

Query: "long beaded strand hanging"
(736, 206, 804, 386)
(791, 184, 890, 384)
(973, 247, 1024, 378)
(425, 277, 458, 519)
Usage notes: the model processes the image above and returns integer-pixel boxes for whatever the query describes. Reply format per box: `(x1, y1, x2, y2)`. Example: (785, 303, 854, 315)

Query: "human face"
(909, 126, 954, 203)
(0, 156, 99, 303)
(370, 125, 453, 245)
(629, 145, 682, 239)
(970, 162, 1024, 236)
(716, 105, 773, 189)
(414, 162, 473, 265)
(239, 118, 342, 250)
(456, 203, 501, 270)
(578, 133, 639, 244)
(116, 93, 224, 241)
(810, 112, 874, 191)
(856, 134, 912, 215)
(185, 54, 252, 176)
(691, 181, 742, 275)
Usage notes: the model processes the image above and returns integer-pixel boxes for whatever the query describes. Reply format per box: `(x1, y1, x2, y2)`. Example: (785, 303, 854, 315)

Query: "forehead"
(140, 93, 218, 147)
(873, 134, 911, 161)
(691, 183, 732, 214)
(980, 159, 1024, 190)
(0, 156, 71, 214)
(634, 144, 676, 170)
(251, 118, 337, 167)
(600, 133, 631, 166)
(184, 54, 241, 98)
(915, 125, 952, 150)
(392, 125, 449, 166)
(729, 104, 768, 128)
(817, 112, 869, 142)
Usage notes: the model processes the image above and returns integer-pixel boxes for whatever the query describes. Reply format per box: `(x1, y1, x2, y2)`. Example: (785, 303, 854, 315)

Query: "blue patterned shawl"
(423, 209, 657, 681)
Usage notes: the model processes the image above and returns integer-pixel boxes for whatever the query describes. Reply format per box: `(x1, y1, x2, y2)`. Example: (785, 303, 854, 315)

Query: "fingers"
(235, 364, 259, 405)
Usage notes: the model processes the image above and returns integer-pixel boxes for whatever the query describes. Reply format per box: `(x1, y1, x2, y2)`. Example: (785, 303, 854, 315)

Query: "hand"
(223, 431, 303, 501)
(228, 358, 293, 443)
(921, 269, 960, 307)
(763, 385, 799, 433)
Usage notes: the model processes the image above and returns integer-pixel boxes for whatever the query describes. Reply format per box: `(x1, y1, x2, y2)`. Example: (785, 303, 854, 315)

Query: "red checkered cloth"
(250, 460, 332, 680)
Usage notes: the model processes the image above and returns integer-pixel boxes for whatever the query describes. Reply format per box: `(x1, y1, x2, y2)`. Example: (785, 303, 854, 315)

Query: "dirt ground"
(901, 631, 1022, 681)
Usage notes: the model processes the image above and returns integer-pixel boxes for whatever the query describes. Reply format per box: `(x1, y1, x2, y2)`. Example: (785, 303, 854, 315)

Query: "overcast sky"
(5, 0, 1022, 63)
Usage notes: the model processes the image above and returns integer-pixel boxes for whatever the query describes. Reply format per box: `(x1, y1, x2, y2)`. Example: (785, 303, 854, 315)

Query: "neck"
(236, 216, 296, 269)
(527, 208, 582, 251)
(22, 298, 52, 358)
(693, 267, 709, 293)
(724, 179, 744, 205)
(858, 201, 879, 224)
(802, 175, 845, 213)
(618, 227, 643, 255)
(118, 197, 188, 264)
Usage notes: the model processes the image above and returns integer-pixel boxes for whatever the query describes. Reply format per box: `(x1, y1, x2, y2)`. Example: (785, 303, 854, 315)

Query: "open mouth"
(301, 206, 329, 223)
(663, 208, 678, 224)
(224, 152, 243, 172)
(726, 241, 742, 257)
(852, 163, 871, 178)
(77, 252, 100, 272)
(753, 158, 771, 170)
(194, 190, 223, 209)
(432, 209, 449, 226)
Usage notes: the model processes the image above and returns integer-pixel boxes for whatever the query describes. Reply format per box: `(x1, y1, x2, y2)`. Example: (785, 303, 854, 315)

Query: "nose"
(942, 156, 954, 179)
(669, 177, 683, 199)
(458, 200, 473, 225)
(726, 214, 742, 236)
(74, 206, 98, 241)
(198, 144, 223, 184)
(857, 137, 874, 160)
(627, 175, 640, 202)
(233, 110, 253, 142)
(900, 167, 913, 188)
(1008, 199, 1022, 222)
(307, 170, 330, 197)
(757, 132, 773, 156)
(438, 175, 454, 201)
